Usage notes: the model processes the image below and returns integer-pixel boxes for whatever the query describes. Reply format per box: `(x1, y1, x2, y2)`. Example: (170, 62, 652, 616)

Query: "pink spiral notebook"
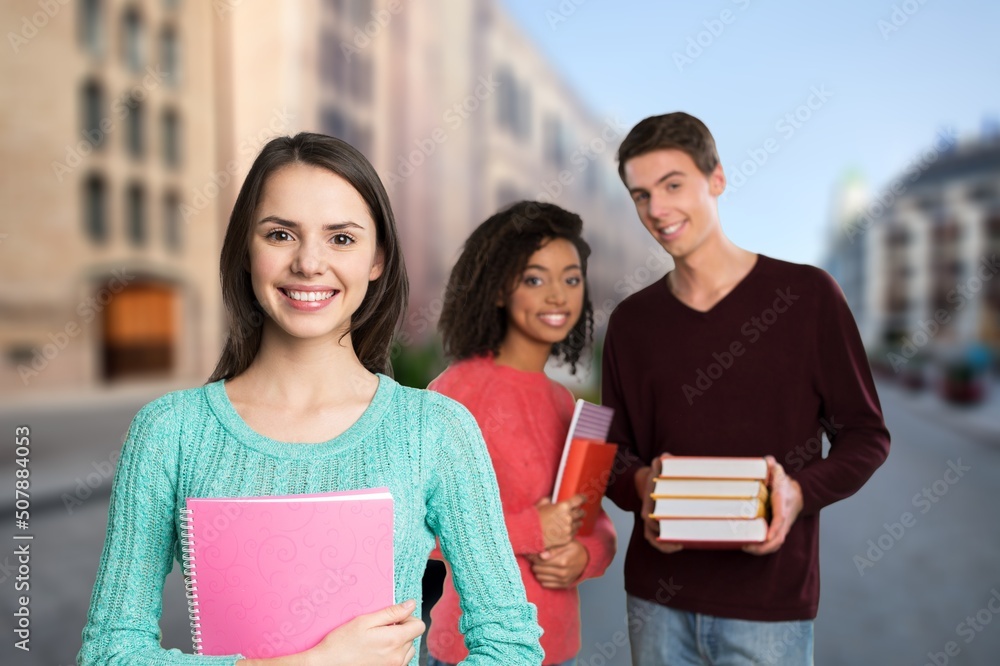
(180, 488, 395, 658)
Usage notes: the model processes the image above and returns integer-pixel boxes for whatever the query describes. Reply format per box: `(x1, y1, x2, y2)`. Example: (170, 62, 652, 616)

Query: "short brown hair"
(209, 133, 407, 382)
(617, 112, 720, 181)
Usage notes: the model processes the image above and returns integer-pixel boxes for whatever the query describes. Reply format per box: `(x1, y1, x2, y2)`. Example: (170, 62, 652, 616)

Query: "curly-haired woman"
(425, 201, 617, 666)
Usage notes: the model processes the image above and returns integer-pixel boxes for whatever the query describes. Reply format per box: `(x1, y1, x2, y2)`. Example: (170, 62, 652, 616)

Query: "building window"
(516, 85, 532, 141)
(320, 30, 346, 88)
(84, 174, 108, 243)
(322, 107, 347, 140)
(886, 226, 911, 247)
(496, 183, 520, 209)
(350, 54, 373, 103)
(496, 66, 515, 132)
(82, 79, 106, 149)
(350, 0, 372, 25)
(543, 115, 567, 170)
(122, 7, 144, 73)
(584, 156, 600, 194)
(162, 108, 180, 168)
(126, 183, 146, 246)
(324, 22, 373, 104)
(164, 191, 182, 251)
(495, 66, 531, 140)
(989, 215, 1000, 242)
(354, 125, 373, 161)
(969, 184, 998, 205)
(125, 95, 144, 159)
(321, 109, 372, 160)
(160, 26, 179, 86)
(79, 0, 104, 55)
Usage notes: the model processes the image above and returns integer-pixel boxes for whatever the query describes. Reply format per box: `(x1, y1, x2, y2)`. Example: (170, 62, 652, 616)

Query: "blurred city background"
(1, 0, 998, 664)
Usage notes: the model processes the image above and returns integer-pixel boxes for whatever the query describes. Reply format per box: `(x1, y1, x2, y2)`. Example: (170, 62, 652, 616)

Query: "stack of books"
(651, 457, 770, 549)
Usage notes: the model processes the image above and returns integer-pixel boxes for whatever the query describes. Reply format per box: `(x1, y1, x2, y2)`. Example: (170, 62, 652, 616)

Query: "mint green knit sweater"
(78, 375, 544, 665)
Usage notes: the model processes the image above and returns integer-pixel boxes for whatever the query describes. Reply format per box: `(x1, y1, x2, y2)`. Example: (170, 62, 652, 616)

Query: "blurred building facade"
(826, 130, 1000, 361)
(0, 0, 223, 397)
(1, 0, 648, 401)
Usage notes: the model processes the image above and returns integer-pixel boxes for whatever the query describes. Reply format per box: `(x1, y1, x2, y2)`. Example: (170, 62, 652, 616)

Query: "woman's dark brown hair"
(208, 133, 407, 382)
(438, 201, 593, 373)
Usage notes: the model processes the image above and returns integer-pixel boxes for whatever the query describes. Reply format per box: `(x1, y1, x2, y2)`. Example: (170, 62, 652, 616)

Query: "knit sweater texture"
(603, 255, 890, 621)
(78, 374, 544, 665)
(426, 356, 617, 664)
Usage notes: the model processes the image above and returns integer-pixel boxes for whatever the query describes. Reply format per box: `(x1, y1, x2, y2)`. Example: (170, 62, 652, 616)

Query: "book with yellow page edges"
(651, 456, 770, 548)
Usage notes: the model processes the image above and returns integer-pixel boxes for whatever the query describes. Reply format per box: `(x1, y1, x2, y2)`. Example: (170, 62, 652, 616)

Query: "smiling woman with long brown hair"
(78, 133, 543, 666)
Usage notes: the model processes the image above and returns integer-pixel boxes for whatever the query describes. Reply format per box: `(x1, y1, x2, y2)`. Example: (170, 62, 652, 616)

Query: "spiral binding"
(179, 506, 203, 654)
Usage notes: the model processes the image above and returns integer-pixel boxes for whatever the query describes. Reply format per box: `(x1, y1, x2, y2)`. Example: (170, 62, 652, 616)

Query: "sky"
(500, 0, 999, 266)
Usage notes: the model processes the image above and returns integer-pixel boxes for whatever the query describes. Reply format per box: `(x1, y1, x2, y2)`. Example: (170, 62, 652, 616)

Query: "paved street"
(1, 380, 998, 665)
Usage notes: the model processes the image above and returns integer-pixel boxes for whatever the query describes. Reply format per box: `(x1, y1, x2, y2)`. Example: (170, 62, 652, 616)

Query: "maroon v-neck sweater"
(602, 254, 890, 621)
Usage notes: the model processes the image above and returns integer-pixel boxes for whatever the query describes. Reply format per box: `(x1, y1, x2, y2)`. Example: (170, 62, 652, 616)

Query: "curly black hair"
(438, 201, 594, 373)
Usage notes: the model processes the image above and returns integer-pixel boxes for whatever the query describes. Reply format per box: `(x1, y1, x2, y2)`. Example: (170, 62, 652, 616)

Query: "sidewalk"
(0, 377, 190, 417)
(877, 377, 1000, 446)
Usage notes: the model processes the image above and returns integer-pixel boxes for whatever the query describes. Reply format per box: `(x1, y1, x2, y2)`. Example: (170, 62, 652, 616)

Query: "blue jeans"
(626, 594, 814, 665)
(426, 657, 575, 666)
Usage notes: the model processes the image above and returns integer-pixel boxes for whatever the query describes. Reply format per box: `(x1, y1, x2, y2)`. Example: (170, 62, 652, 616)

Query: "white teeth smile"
(539, 314, 568, 326)
(661, 222, 684, 235)
(285, 290, 335, 302)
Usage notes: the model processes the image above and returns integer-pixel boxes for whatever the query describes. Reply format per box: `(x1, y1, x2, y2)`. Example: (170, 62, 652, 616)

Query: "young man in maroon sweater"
(602, 112, 891, 665)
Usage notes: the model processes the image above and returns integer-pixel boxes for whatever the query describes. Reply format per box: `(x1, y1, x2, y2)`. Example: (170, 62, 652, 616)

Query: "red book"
(553, 437, 618, 535)
(551, 399, 615, 536)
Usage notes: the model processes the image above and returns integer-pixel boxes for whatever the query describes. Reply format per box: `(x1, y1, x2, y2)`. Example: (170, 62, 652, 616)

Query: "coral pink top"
(426, 355, 617, 664)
